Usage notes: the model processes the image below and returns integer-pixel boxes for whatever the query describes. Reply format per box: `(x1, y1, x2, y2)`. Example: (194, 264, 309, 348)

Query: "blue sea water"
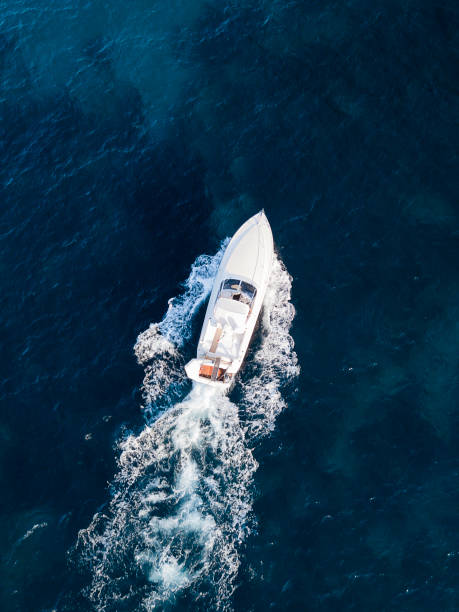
(1, 0, 458, 610)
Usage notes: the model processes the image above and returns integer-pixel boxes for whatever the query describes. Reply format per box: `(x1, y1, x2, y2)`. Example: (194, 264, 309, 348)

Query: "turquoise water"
(1, 1, 458, 610)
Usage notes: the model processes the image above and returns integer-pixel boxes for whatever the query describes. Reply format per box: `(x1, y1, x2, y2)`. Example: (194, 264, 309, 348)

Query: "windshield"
(219, 278, 257, 306)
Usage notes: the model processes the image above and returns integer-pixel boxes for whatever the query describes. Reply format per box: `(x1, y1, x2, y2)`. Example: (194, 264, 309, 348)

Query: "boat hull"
(185, 210, 273, 390)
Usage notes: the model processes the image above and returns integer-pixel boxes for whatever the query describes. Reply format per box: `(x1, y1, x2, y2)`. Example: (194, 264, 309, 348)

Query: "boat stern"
(185, 357, 233, 391)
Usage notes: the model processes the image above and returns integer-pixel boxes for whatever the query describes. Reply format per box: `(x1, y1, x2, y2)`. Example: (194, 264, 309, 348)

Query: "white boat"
(185, 210, 274, 390)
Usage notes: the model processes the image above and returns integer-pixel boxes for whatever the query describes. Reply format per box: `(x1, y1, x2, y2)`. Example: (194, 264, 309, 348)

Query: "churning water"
(3, 1, 457, 609)
(74, 248, 299, 610)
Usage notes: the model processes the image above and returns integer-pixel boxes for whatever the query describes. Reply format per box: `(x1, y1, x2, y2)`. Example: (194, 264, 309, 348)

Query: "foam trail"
(76, 385, 256, 610)
(134, 240, 228, 417)
(74, 247, 298, 611)
(240, 256, 300, 440)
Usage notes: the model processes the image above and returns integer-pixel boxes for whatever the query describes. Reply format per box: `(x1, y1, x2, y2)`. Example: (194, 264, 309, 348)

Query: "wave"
(73, 244, 298, 611)
(133, 240, 229, 418)
(240, 255, 299, 440)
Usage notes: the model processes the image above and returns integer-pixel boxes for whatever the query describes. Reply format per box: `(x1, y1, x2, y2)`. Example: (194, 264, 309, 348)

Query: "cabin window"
(219, 278, 257, 306)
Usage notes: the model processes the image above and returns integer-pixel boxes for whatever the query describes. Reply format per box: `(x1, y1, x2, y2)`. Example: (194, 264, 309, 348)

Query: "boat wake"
(73, 246, 299, 611)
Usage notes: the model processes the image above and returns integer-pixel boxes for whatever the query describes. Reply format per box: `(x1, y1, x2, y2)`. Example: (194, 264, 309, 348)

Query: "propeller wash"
(74, 242, 299, 611)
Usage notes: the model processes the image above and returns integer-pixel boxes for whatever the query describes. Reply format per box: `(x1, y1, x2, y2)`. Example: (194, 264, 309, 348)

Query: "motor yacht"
(185, 210, 273, 390)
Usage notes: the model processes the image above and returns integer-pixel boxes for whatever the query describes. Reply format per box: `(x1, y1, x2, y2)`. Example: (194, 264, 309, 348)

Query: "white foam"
(74, 248, 298, 611)
(133, 240, 228, 418)
(135, 239, 228, 361)
(18, 522, 48, 543)
(145, 555, 190, 590)
(240, 255, 300, 439)
(75, 384, 256, 609)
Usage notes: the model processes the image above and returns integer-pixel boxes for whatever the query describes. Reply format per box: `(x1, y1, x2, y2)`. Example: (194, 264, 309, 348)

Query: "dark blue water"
(1, 1, 458, 610)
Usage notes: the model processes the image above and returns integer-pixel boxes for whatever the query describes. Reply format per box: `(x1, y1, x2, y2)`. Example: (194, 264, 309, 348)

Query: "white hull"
(185, 210, 274, 390)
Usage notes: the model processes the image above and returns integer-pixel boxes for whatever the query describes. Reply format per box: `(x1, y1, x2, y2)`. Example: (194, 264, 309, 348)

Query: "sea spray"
(77, 385, 255, 610)
(239, 255, 300, 440)
(134, 239, 229, 418)
(74, 245, 298, 610)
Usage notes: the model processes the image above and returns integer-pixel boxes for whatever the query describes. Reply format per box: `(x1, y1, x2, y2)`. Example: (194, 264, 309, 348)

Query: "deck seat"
(213, 298, 249, 333)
